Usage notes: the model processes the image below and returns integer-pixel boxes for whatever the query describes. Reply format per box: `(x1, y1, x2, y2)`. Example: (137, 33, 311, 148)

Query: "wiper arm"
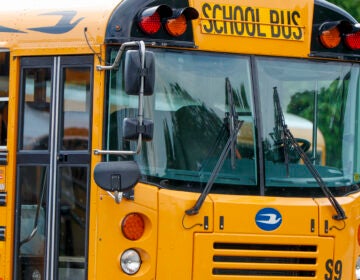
(226, 77, 238, 169)
(185, 120, 244, 216)
(272, 87, 346, 220)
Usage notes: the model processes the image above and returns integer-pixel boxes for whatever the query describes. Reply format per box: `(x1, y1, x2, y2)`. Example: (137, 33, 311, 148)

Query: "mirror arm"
(94, 41, 147, 157)
(96, 41, 145, 71)
(106, 191, 123, 204)
(138, 41, 145, 126)
(94, 134, 143, 156)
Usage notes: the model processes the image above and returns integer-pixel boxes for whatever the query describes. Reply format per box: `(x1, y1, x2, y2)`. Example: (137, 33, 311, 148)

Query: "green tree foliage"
(287, 78, 347, 168)
(327, 0, 360, 21)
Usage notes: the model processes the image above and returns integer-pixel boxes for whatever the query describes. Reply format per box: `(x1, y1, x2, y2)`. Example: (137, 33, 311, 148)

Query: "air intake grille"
(0, 226, 5, 241)
(213, 242, 316, 277)
(193, 234, 333, 279)
(0, 192, 6, 206)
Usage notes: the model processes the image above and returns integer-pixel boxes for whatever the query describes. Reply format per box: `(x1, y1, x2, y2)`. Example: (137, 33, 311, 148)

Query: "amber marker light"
(165, 7, 199, 37)
(320, 26, 341, 48)
(165, 14, 187, 37)
(122, 213, 145, 240)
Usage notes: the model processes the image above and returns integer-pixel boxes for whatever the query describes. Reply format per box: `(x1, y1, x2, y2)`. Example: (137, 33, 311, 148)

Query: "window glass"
(0, 51, 9, 146)
(256, 57, 360, 194)
(57, 166, 87, 280)
(17, 166, 47, 279)
(106, 49, 257, 193)
(61, 67, 91, 151)
(21, 68, 51, 150)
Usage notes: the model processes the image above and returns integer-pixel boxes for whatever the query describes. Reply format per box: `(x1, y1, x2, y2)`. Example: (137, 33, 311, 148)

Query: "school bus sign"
(200, 3, 305, 41)
(193, 0, 312, 58)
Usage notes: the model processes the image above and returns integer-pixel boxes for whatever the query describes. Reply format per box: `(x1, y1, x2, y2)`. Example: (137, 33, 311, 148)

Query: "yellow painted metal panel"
(156, 188, 213, 279)
(0, 0, 121, 51)
(0, 209, 5, 225)
(210, 194, 319, 235)
(134, 183, 159, 210)
(0, 241, 4, 280)
(315, 196, 359, 280)
(191, 0, 314, 58)
(94, 189, 158, 279)
(1, 54, 18, 280)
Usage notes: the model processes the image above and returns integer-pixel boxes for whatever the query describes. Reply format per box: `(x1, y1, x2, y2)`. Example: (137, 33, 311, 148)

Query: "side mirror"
(124, 50, 155, 96)
(123, 117, 154, 141)
(94, 161, 140, 192)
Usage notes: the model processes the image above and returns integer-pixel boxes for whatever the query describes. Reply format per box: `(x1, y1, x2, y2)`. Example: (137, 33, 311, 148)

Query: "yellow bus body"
(0, 0, 359, 280)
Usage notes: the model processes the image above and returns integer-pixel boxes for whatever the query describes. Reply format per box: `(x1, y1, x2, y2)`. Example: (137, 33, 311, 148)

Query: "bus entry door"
(15, 56, 93, 280)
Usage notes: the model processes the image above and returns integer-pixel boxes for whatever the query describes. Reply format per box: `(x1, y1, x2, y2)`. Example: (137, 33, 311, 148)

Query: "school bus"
(1, 0, 360, 279)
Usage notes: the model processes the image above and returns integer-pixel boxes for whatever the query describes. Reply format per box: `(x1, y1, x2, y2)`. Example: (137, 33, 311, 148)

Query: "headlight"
(120, 249, 141, 275)
(356, 256, 360, 280)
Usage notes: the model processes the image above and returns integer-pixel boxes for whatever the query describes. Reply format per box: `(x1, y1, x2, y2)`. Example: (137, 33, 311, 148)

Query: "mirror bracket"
(94, 40, 154, 156)
(96, 41, 143, 71)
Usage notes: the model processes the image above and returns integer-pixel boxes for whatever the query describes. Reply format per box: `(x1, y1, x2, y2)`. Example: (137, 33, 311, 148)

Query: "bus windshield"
(106, 48, 360, 197)
(257, 57, 360, 196)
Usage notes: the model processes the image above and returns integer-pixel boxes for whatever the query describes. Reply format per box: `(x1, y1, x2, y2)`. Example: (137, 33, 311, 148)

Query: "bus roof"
(0, 0, 359, 60)
(0, 0, 121, 53)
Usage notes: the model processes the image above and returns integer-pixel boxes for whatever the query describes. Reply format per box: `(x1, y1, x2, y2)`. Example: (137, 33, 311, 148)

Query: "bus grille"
(212, 242, 316, 277)
(193, 234, 333, 279)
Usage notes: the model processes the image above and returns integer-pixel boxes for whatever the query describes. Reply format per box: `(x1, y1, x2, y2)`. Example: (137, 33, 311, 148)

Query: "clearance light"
(345, 31, 360, 50)
(138, 5, 172, 35)
(122, 213, 145, 240)
(165, 7, 199, 37)
(165, 14, 187, 37)
(120, 249, 141, 275)
(139, 12, 161, 34)
(319, 26, 341, 48)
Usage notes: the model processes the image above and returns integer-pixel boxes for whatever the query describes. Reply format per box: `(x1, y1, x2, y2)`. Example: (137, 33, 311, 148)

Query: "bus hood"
(155, 189, 355, 279)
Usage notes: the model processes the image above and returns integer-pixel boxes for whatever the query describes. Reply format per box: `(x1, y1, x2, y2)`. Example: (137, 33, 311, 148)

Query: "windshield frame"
(104, 46, 360, 198)
(254, 56, 360, 197)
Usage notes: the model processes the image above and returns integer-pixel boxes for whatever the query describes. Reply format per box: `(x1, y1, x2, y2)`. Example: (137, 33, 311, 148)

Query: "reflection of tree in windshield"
(172, 104, 224, 170)
(287, 78, 347, 168)
(226, 83, 250, 112)
(163, 82, 196, 106)
(161, 82, 225, 171)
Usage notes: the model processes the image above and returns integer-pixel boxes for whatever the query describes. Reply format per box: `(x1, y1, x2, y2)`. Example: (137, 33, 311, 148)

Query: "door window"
(0, 51, 9, 147)
(21, 67, 51, 150)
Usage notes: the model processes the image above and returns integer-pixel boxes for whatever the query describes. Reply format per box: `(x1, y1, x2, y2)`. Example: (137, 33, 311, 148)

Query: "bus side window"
(0, 51, 9, 146)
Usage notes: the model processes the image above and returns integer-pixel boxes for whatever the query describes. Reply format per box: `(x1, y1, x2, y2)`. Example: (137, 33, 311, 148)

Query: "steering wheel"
(267, 138, 311, 163)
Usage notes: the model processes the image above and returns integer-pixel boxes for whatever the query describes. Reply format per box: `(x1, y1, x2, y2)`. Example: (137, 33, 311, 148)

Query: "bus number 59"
(325, 259, 342, 280)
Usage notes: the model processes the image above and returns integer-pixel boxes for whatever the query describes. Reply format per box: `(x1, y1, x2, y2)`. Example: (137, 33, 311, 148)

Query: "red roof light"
(345, 31, 360, 50)
(138, 12, 161, 35)
(137, 5, 173, 35)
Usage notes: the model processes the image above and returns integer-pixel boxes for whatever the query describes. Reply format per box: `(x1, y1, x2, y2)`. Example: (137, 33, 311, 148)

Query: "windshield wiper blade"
(226, 77, 238, 169)
(272, 87, 346, 220)
(185, 120, 244, 216)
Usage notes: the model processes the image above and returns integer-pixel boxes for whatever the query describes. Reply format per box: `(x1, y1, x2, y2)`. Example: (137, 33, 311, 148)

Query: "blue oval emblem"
(255, 208, 282, 231)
